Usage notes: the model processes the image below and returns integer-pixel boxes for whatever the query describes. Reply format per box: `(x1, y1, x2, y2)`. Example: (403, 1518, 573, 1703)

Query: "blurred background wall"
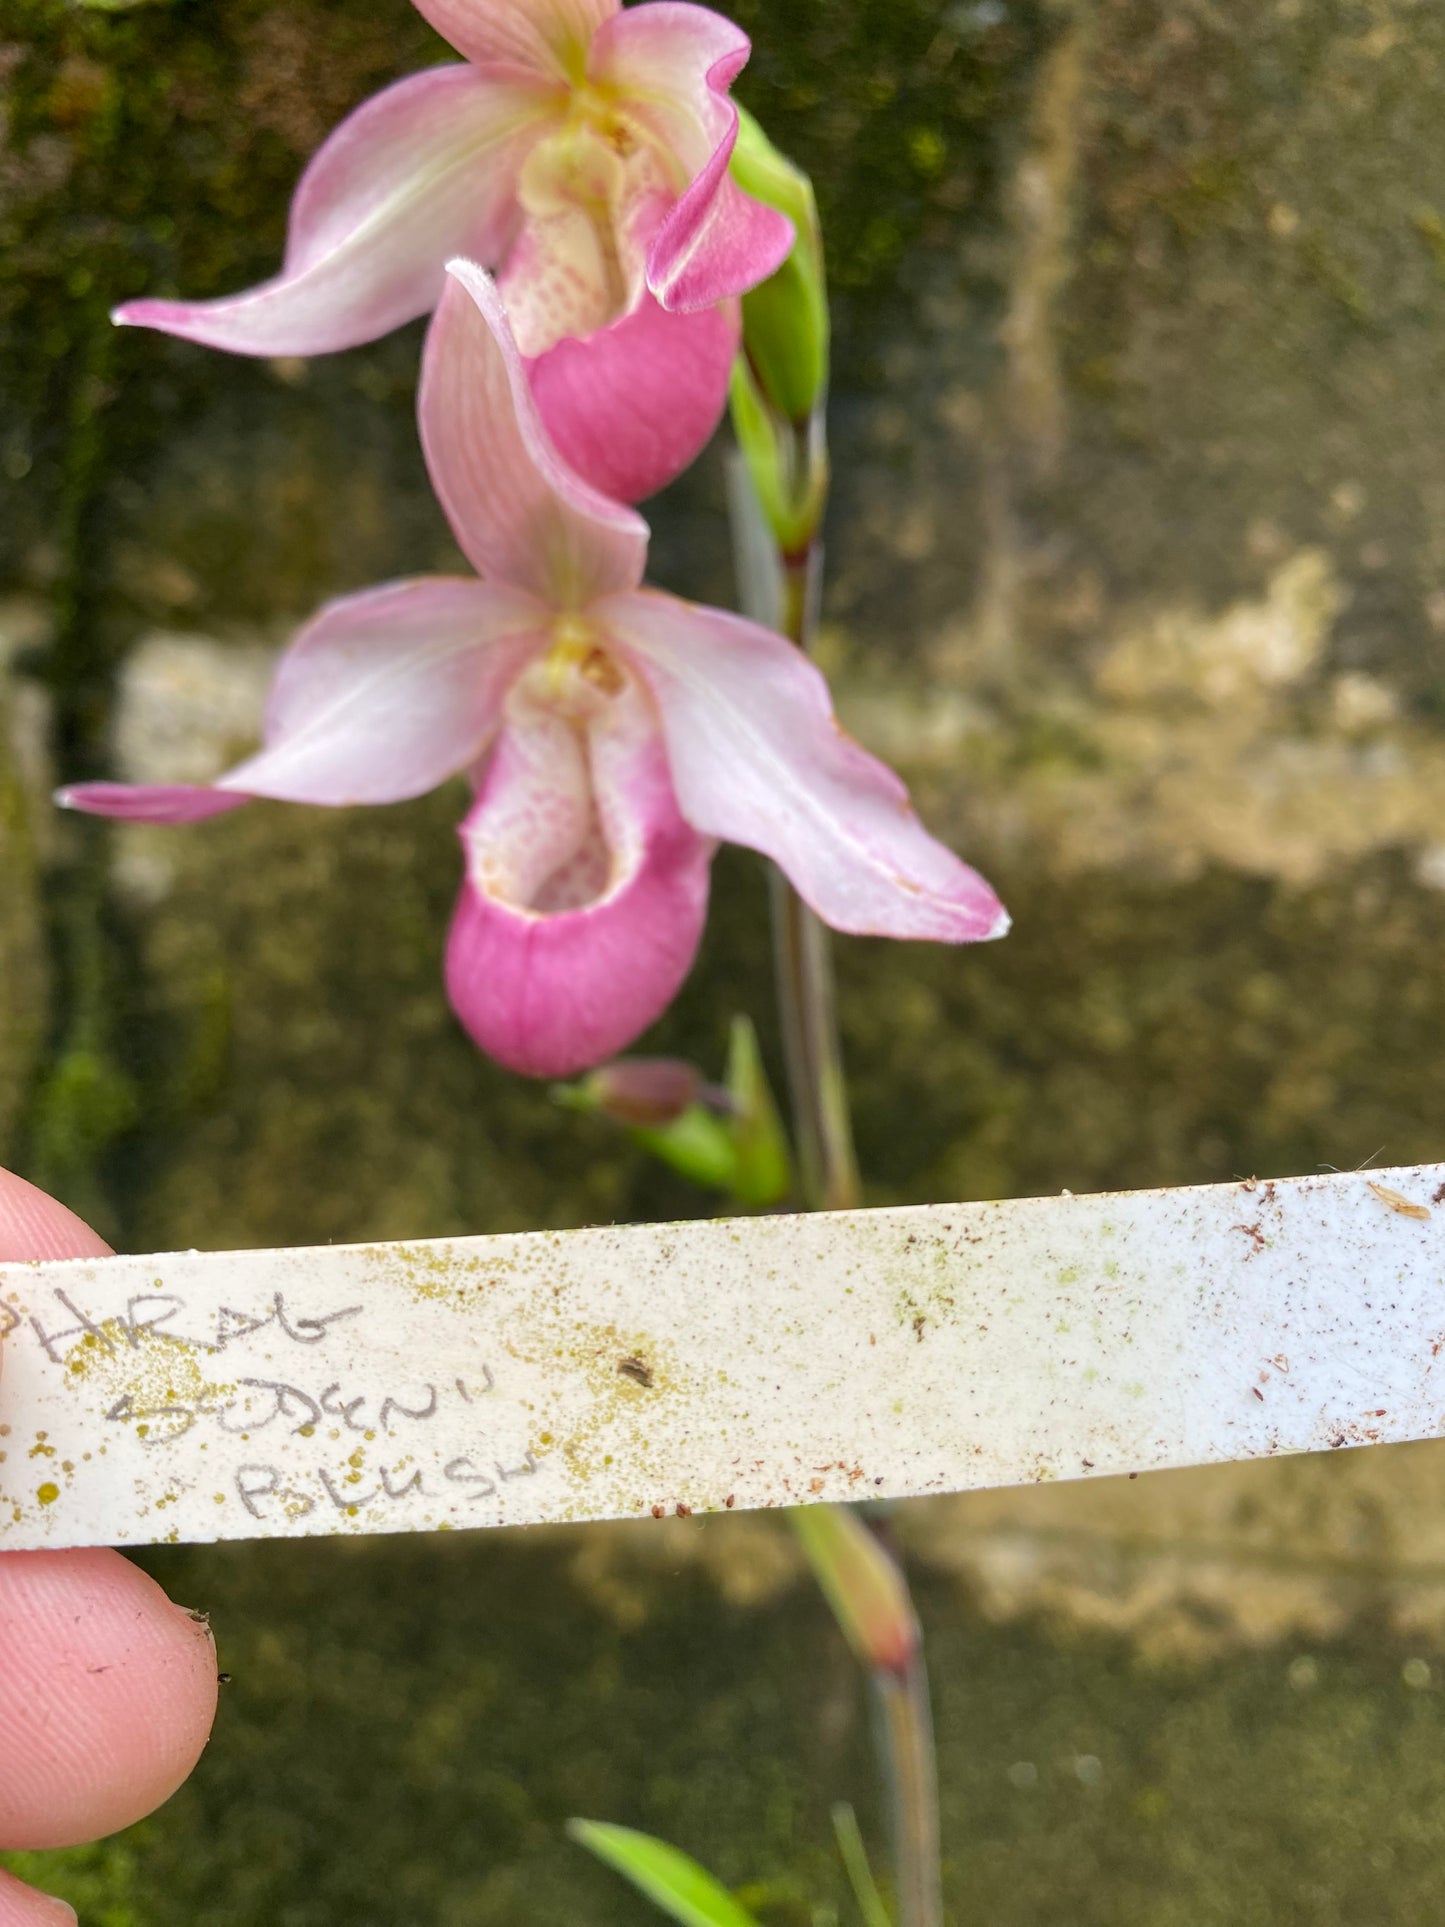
(8, 1, 1445, 1921)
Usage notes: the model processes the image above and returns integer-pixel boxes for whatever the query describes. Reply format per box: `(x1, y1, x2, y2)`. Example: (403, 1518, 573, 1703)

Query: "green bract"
(553, 1018, 792, 1209)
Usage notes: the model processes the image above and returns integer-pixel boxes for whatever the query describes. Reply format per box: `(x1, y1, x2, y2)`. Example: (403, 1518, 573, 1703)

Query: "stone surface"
(9, 0, 1445, 1919)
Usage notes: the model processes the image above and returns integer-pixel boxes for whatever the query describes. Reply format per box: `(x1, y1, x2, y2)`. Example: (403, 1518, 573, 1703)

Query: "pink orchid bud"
(584, 1058, 703, 1128)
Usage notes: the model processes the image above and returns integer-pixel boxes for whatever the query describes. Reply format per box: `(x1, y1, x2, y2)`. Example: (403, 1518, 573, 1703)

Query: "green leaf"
(726, 1015, 791, 1209)
(830, 1805, 893, 1927)
(553, 1067, 737, 1193)
(554, 1025, 790, 1206)
(569, 1820, 764, 1927)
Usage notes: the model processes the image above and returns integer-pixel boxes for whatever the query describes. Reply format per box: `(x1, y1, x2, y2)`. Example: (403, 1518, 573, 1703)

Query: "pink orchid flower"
(62, 263, 1008, 1079)
(113, 0, 794, 504)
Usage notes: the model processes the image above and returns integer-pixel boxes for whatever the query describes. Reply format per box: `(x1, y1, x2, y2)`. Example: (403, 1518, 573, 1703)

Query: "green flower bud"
(729, 357, 828, 560)
(731, 107, 830, 428)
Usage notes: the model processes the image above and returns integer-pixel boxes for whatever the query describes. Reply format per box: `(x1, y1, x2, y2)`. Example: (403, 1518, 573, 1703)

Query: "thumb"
(0, 1166, 219, 1895)
(0, 1168, 112, 1264)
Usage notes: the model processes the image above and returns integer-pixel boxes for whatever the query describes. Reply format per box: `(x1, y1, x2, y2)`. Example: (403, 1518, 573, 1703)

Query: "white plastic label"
(2, 1165, 1442, 1550)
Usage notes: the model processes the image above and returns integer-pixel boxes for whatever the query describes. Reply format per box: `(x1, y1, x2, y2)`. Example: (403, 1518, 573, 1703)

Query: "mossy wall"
(0, 616, 47, 1154)
(8, 0, 1445, 1921)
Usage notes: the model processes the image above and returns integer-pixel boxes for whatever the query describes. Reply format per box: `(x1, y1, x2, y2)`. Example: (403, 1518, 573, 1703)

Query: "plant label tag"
(2, 1164, 1442, 1550)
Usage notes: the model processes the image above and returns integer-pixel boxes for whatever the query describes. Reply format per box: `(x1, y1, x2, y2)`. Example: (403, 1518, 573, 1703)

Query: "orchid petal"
(66, 580, 545, 821)
(446, 671, 711, 1077)
(413, 0, 617, 83)
(590, 4, 747, 175)
(649, 135, 794, 313)
(228, 578, 546, 805)
(56, 785, 250, 825)
(604, 591, 1010, 943)
(591, 3, 794, 312)
(527, 292, 738, 502)
(114, 68, 551, 357)
(421, 260, 648, 603)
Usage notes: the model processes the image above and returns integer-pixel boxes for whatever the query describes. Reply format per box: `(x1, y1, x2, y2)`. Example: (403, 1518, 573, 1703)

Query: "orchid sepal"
(112, 67, 552, 359)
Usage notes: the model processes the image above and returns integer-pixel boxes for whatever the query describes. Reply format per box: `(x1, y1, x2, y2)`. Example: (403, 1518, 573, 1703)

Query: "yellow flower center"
(532, 619, 626, 719)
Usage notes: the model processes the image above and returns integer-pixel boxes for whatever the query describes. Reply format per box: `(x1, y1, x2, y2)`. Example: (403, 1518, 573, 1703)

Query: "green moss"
(727, 0, 1050, 381)
(28, 1040, 138, 1205)
(11, 1527, 1445, 1926)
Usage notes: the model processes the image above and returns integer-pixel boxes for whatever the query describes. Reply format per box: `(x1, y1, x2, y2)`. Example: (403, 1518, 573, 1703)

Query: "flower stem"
(724, 469, 861, 1216)
(727, 458, 942, 1927)
(871, 1648, 944, 1927)
(769, 545, 862, 1215)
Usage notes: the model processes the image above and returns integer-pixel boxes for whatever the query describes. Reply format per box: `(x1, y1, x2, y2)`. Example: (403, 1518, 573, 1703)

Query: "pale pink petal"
(56, 785, 250, 824)
(590, 3, 746, 174)
(649, 143, 794, 313)
(421, 260, 648, 602)
(62, 580, 546, 822)
(229, 578, 546, 805)
(527, 292, 738, 502)
(446, 671, 711, 1077)
(114, 68, 553, 357)
(591, 3, 794, 312)
(603, 591, 1010, 943)
(413, 0, 617, 81)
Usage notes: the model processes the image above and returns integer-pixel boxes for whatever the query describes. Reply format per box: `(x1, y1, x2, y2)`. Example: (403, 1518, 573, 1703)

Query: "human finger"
(0, 1169, 220, 1859)
(0, 1547, 219, 1851)
(0, 1168, 110, 1264)
(0, 1863, 79, 1926)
